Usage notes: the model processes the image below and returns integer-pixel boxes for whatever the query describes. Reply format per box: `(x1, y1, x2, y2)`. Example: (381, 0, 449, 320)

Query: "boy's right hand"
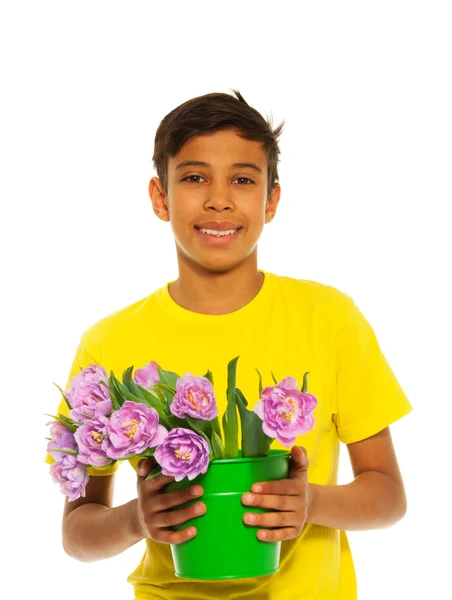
(135, 458, 206, 545)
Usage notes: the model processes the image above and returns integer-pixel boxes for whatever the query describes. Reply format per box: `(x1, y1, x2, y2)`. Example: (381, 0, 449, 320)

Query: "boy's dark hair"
(152, 89, 285, 199)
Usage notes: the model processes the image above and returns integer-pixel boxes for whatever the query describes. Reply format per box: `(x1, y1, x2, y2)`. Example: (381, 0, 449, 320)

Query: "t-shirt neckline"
(156, 269, 273, 324)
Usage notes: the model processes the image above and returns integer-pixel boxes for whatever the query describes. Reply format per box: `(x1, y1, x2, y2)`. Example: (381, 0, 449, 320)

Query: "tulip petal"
(253, 400, 265, 419)
(151, 424, 169, 447)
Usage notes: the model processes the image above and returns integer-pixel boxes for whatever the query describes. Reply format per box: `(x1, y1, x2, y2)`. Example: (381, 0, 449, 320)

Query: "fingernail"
(245, 493, 254, 504)
(259, 531, 267, 539)
(253, 485, 263, 493)
(245, 513, 255, 523)
(187, 528, 196, 537)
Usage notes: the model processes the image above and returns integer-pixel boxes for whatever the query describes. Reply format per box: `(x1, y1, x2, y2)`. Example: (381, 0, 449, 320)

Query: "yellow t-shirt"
(45, 270, 413, 599)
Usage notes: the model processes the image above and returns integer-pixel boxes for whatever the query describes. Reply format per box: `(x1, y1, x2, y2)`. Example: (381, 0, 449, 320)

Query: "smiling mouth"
(194, 226, 243, 236)
(194, 226, 243, 244)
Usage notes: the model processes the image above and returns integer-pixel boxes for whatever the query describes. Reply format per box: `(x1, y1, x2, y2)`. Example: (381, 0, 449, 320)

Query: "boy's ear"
(149, 177, 170, 221)
(265, 184, 281, 224)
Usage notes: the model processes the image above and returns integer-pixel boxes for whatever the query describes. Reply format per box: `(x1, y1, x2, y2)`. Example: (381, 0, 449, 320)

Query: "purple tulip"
(74, 415, 114, 468)
(254, 376, 318, 447)
(154, 427, 210, 482)
(66, 364, 112, 422)
(134, 361, 161, 392)
(170, 373, 218, 421)
(103, 400, 168, 460)
(49, 454, 89, 501)
(46, 421, 77, 461)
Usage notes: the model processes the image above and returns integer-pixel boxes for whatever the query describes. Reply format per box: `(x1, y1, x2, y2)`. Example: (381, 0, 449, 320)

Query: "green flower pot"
(163, 449, 290, 580)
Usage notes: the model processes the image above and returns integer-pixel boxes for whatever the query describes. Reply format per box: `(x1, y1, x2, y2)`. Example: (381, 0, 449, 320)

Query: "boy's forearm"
(63, 498, 144, 562)
(307, 471, 407, 531)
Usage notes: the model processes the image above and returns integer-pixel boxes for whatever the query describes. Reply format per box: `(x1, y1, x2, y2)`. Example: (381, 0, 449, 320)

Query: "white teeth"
(198, 228, 238, 237)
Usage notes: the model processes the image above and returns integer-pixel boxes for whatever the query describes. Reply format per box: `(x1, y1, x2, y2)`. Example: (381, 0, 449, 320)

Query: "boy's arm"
(62, 474, 143, 562)
(307, 427, 408, 530)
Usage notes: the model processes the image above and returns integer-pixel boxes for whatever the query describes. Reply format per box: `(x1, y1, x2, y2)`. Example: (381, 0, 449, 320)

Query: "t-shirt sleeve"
(333, 296, 413, 444)
(44, 331, 120, 476)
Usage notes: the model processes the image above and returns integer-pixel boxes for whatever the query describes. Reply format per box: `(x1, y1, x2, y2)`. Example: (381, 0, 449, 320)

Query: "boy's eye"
(181, 175, 205, 183)
(234, 177, 255, 185)
(181, 175, 255, 185)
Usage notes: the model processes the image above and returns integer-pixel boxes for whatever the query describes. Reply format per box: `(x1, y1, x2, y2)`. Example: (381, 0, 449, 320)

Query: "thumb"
(137, 457, 157, 478)
(289, 445, 309, 476)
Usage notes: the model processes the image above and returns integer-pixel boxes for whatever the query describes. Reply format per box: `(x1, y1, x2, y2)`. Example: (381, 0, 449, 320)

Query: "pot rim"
(210, 448, 290, 465)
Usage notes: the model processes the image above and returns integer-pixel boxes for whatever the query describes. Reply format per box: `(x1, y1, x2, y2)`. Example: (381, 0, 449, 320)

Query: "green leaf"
(271, 371, 278, 385)
(56, 412, 76, 425)
(90, 460, 117, 470)
(106, 373, 124, 410)
(184, 415, 212, 435)
(203, 434, 213, 458)
(49, 448, 78, 455)
(157, 413, 174, 432)
(236, 388, 272, 458)
(202, 369, 214, 386)
(121, 386, 173, 430)
(134, 384, 165, 410)
(142, 387, 176, 431)
(255, 368, 263, 397)
(156, 367, 180, 408)
(210, 416, 222, 440)
(138, 447, 157, 458)
(112, 375, 161, 415)
(122, 365, 134, 380)
(98, 378, 110, 391)
(137, 393, 174, 431)
(146, 465, 163, 480)
(43, 413, 77, 433)
(223, 356, 239, 458)
(157, 367, 180, 386)
(54, 424, 74, 435)
(301, 371, 310, 392)
(210, 430, 225, 459)
(111, 374, 143, 404)
(153, 382, 177, 395)
(184, 416, 213, 456)
(108, 373, 173, 431)
(116, 453, 138, 461)
(122, 366, 146, 400)
(53, 382, 72, 410)
(167, 415, 189, 429)
(153, 384, 169, 405)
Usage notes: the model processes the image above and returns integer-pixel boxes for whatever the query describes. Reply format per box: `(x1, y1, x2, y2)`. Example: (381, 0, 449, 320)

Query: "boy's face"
(149, 128, 280, 273)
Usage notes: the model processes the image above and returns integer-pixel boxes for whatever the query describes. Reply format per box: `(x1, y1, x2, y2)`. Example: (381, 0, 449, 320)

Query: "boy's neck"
(168, 264, 265, 316)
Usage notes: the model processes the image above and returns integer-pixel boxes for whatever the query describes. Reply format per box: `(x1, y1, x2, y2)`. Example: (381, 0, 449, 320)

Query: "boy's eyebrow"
(175, 160, 263, 174)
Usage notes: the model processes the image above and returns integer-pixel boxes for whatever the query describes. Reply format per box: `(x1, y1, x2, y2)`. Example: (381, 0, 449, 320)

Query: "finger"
(242, 492, 299, 511)
(138, 472, 177, 493)
(137, 458, 157, 477)
(256, 527, 300, 543)
(243, 510, 295, 528)
(153, 501, 206, 528)
(289, 445, 309, 478)
(152, 485, 204, 513)
(153, 526, 198, 545)
(248, 479, 304, 496)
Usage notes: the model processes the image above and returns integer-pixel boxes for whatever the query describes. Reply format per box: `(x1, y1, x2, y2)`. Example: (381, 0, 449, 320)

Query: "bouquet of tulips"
(45, 356, 318, 502)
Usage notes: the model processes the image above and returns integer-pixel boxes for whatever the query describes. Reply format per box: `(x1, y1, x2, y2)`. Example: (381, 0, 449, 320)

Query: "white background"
(1, 1, 451, 598)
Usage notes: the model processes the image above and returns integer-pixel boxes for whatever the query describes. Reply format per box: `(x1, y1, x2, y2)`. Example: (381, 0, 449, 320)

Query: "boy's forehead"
(168, 130, 267, 173)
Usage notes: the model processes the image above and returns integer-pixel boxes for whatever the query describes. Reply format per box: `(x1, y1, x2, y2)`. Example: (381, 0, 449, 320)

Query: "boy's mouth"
(194, 226, 243, 245)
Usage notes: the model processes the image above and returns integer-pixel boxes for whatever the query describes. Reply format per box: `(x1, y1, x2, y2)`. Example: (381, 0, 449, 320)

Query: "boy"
(45, 89, 413, 599)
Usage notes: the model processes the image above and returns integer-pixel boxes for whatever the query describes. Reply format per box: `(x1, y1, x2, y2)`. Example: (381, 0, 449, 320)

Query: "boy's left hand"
(241, 445, 310, 542)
